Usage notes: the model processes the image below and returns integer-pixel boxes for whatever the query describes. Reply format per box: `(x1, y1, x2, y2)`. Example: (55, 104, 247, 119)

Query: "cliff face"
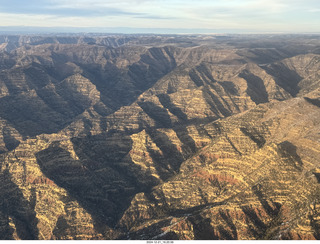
(0, 34, 320, 240)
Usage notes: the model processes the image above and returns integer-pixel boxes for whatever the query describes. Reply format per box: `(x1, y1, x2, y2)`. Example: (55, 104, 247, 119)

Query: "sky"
(0, 0, 319, 33)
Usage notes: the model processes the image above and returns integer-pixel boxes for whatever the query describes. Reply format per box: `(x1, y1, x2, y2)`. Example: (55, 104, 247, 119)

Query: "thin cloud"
(0, 0, 146, 17)
(0, 0, 318, 33)
(308, 8, 320, 12)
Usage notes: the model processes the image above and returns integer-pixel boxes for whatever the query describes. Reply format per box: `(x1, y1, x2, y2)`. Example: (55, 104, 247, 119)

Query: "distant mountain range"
(1, 26, 318, 35)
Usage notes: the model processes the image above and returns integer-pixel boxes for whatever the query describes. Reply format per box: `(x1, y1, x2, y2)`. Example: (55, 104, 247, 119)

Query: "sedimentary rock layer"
(0, 34, 320, 240)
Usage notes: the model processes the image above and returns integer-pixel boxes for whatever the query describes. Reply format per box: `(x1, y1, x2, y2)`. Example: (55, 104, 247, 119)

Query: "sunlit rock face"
(0, 34, 320, 240)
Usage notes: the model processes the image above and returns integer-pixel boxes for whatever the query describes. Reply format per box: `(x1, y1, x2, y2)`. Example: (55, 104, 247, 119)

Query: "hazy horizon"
(0, 26, 319, 35)
(0, 0, 319, 34)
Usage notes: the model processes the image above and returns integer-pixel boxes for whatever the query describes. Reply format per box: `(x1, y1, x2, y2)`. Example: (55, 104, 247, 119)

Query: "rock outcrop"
(0, 34, 320, 240)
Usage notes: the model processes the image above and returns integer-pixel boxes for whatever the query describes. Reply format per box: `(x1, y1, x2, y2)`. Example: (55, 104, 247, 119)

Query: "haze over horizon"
(0, 0, 319, 34)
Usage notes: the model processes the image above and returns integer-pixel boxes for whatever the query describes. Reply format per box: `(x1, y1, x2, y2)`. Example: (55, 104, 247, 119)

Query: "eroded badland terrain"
(0, 34, 320, 240)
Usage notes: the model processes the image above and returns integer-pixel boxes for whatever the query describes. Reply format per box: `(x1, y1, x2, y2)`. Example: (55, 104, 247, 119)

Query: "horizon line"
(0, 26, 319, 35)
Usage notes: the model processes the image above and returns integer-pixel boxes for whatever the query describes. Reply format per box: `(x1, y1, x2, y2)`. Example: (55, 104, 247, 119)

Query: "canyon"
(0, 34, 320, 240)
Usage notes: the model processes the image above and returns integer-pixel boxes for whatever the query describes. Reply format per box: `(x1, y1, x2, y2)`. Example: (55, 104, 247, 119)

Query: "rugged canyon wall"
(0, 34, 320, 240)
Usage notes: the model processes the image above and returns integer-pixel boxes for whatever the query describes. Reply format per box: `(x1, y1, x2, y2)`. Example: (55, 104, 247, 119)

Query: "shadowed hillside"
(0, 34, 320, 240)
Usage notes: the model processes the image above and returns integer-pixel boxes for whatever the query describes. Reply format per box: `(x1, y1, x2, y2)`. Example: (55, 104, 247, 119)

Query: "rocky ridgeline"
(120, 97, 320, 240)
(0, 34, 320, 240)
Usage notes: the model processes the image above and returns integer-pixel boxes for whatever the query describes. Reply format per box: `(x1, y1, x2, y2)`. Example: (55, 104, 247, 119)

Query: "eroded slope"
(0, 35, 320, 240)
